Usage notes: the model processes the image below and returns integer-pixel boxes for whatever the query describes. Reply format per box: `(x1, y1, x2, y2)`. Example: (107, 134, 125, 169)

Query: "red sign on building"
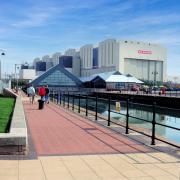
(138, 50, 152, 54)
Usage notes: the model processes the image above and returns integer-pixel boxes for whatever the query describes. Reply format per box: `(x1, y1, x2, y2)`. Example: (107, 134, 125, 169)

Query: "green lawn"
(0, 97, 15, 133)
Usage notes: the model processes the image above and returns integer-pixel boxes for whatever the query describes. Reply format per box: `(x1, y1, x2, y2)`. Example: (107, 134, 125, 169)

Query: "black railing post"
(60, 91, 61, 105)
(51, 91, 53, 102)
(95, 94, 98, 120)
(63, 93, 65, 107)
(86, 94, 88, 116)
(68, 92, 69, 108)
(72, 93, 74, 110)
(151, 102, 156, 145)
(126, 98, 129, 134)
(57, 92, 59, 104)
(52, 91, 55, 102)
(78, 94, 80, 113)
(108, 95, 111, 126)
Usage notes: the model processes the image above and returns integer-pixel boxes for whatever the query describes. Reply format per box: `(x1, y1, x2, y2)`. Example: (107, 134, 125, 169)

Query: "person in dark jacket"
(45, 85, 50, 104)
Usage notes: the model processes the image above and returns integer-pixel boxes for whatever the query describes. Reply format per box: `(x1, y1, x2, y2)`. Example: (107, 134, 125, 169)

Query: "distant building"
(29, 38, 167, 89)
(65, 49, 79, 56)
(59, 56, 80, 77)
(51, 52, 61, 66)
(21, 64, 29, 69)
(19, 69, 36, 80)
(42, 55, 53, 70)
(79, 39, 167, 82)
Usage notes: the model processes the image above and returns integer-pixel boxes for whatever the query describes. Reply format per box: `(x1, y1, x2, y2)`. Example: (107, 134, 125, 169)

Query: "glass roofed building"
(79, 71, 143, 90)
(29, 64, 82, 91)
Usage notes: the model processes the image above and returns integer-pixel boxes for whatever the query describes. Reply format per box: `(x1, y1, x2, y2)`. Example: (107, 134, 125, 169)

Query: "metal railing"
(50, 88, 180, 98)
(50, 91, 180, 148)
(106, 89, 180, 97)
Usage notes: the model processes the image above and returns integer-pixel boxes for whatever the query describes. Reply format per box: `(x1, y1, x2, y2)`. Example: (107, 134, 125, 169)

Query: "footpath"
(0, 94, 179, 180)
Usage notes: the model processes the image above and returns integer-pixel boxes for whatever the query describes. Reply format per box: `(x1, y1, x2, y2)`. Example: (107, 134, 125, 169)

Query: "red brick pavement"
(23, 100, 152, 156)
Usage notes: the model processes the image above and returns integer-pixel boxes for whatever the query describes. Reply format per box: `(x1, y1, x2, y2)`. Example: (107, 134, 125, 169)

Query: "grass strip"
(0, 97, 15, 133)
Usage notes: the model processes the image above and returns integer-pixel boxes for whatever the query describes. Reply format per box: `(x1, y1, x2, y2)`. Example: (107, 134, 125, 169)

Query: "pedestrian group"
(27, 84, 50, 108)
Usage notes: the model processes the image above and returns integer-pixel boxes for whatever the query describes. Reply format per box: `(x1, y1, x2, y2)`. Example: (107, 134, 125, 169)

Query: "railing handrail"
(50, 90, 180, 148)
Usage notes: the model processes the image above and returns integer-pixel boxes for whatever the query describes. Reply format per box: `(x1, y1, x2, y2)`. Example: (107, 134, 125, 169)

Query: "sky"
(0, 0, 180, 76)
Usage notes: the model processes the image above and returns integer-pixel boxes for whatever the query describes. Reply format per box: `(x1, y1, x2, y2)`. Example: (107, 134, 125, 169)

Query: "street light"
(0, 49, 5, 80)
(14, 62, 29, 92)
(15, 64, 21, 92)
(152, 71, 158, 86)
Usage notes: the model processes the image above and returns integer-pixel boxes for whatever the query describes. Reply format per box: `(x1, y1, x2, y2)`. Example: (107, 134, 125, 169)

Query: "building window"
(115, 82, 125, 89)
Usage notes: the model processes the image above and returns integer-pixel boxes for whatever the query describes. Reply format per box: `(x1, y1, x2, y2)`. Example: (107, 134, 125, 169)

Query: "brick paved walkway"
(0, 94, 179, 180)
(23, 98, 152, 156)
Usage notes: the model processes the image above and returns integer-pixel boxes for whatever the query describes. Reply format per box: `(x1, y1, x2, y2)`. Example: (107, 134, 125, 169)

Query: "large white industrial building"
(31, 39, 167, 82)
(79, 39, 167, 82)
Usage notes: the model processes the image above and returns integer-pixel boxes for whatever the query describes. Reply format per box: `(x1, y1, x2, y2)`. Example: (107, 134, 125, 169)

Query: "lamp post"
(152, 71, 158, 86)
(14, 62, 29, 92)
(15, 64, 21, 92)
(0, 49, 5, 80)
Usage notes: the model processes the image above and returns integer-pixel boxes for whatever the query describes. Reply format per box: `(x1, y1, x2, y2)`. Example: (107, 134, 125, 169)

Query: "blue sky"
(0, 0, 180, 76)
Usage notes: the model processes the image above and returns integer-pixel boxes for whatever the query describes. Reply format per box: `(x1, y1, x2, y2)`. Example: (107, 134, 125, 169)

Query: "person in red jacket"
(38, 86, 46, 100)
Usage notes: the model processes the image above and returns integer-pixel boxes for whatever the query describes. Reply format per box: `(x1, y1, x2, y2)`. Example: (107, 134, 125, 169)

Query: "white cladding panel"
(19, 69, 36, 80)
(51, 52, 61, 66)
(80, 45, 93, 69)
(119, 41, 166, 61)
(119, 40, 167, 81)
(124, 59, 163, 81)
(98, 39, 118, 68)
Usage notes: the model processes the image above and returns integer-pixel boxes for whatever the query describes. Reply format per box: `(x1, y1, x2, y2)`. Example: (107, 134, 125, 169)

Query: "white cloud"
(12, 5, 58, 28)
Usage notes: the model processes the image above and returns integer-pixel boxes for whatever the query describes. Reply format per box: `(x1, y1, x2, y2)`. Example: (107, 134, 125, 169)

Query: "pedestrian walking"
(45, 85, 50, 104)
(27, 85, 36, 104)
(38, 86, 46, 100)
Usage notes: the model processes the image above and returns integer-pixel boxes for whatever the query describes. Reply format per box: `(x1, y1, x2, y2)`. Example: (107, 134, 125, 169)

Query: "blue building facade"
(93, 48, 98, 68)
(59, 56, 72, 68)
(35, 61, 46, 71)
